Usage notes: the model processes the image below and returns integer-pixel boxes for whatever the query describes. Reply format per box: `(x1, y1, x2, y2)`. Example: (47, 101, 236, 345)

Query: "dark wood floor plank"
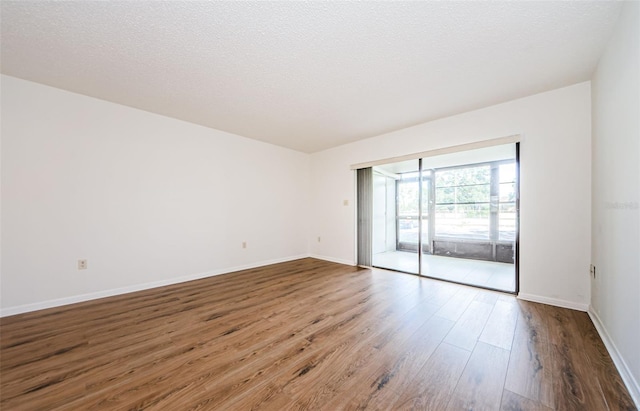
(504, 300, 554, 408)
(479, 298, 519, 350)
(392, 342, 471, 410)
(2, 266, 370, 406)
(445, 341, 511, 411)
(569, 310, 637, 411)
(153, 274, 420, 410)
(320, 313, 455, 410)
(474, 289, 501, 304)
(1, 258, 635, 411)
(542, 304, 612, 411)
(288, 299, 445, 409)
(501, 389, 554, 411)
(71, 275, 409, 409)
(434, 285, 480, 321)
(217, 288, 426, 410)
(443, 299, 494, 351)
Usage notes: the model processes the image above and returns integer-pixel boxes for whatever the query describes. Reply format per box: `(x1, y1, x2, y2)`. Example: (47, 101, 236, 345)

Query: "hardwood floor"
(1, 258, 636, 410)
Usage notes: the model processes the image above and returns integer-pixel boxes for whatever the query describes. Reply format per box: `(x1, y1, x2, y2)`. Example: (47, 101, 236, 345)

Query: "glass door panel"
(420, 145, 517, 293)
(421, 176, 431, 253)
(372, 160, 419, 274)
(397, 175, 419, 252)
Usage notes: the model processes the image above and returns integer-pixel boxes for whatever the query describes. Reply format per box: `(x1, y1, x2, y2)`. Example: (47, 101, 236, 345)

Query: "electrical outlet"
(242, 242, 247, 249)
(78, 259, 88, 270)
(343, 199, 349, 206)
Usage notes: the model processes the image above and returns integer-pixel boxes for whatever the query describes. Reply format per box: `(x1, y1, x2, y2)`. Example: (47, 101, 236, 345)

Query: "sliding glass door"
(366, 143, 519, 293)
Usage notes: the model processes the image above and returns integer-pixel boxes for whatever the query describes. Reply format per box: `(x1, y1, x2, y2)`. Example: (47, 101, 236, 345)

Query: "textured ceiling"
(0, 1, 623, 153)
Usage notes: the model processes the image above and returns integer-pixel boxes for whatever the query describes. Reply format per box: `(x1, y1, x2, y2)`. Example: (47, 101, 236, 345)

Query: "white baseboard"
(517, 293, 589, 312)
(309, 254, 356, 266)
(0, 254, 310, 318)
(588, 307, 640, 408)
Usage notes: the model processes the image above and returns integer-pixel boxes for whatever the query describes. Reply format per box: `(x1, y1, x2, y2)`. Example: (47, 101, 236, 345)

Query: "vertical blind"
(357, 168, 373, 267)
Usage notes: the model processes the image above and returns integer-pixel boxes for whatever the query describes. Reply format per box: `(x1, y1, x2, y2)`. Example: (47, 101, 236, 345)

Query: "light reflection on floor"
(373, 251, 516, 292)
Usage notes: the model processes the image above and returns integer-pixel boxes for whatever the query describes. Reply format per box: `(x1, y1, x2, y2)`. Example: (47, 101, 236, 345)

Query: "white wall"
(1, 75, 310, 315)
(591, 1, 640, 403)
(0, 75, 594, 317)
(311, 82, 592, 310)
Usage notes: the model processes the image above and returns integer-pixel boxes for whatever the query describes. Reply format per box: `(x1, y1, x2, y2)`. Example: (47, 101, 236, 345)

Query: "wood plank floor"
(1, 258, 636, 410)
